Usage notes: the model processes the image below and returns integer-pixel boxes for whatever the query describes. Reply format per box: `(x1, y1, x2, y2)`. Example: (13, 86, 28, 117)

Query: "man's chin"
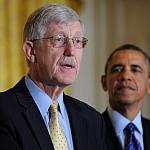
(61, 81, 75, 86)
(58, 78, 76, 87)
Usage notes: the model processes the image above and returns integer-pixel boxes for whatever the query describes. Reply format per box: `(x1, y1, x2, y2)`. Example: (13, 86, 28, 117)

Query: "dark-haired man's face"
(101, 49, 150, 110)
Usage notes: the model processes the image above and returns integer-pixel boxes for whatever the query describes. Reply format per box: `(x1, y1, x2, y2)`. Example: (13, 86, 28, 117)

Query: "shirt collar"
(25, 75, 65, 118)
(132, 112, 143, 134)
(25, 75, 51, 118)
(56, 92, 66, 119)
(108, 106, 143, 136)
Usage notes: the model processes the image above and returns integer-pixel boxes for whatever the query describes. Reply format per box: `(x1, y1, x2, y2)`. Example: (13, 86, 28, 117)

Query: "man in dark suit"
(101, 44, 150, 150)
(0, 3, 106, 150)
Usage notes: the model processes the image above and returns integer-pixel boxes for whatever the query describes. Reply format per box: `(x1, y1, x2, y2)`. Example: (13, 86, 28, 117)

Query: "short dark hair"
(104, 44, 150, 77)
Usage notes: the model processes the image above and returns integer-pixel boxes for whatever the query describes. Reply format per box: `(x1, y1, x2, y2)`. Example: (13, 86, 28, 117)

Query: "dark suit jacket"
(0, 77, 106, 150)
(102, 109, 150, 150)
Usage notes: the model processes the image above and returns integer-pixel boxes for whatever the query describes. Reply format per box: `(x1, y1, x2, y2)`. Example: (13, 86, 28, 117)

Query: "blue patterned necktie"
(124, 123, 142, 150)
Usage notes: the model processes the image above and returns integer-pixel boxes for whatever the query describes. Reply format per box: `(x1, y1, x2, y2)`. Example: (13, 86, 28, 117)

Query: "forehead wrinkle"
(66, 21, 83, 38)
(65, 23, 77, 38)
(65, 23, 71, 38)
(43, 21, 83, 43)
(112, 51, 145, 64)
(48, 22, 82, 38)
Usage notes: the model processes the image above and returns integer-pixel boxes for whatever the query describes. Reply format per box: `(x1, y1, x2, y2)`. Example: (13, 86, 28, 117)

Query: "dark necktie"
(124, 123, 142, 150)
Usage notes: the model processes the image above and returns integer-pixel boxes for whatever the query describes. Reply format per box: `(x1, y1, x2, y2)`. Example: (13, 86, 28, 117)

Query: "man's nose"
(64, 39, 75, 56)
(119, 69, 132, 81)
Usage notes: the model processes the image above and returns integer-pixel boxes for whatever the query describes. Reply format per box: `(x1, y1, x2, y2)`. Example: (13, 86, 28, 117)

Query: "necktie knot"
(50, 101, 58, 113)
(124, 123, 142, 150)
(124, 123, 137, 135)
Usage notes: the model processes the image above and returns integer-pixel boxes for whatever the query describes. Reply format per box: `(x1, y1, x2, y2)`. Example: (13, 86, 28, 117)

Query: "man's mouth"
(116, 85, 135, 91)
(59, 56, 77, 69)
(60, 63, 75, 69)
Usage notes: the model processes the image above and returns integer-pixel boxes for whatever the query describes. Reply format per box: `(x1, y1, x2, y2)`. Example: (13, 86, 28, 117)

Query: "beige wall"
(70, 0, 150, 119)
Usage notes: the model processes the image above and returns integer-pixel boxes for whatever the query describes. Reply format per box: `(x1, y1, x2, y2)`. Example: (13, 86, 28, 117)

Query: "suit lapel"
(102, 110, 123, 150)
(64, 95, 88, 150)
(14, 78, 54, 150)
(142, 117, 150, 150)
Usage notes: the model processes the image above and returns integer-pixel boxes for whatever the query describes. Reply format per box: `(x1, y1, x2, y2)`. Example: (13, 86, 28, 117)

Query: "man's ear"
(101, 75, 108, 91)
(23, 41, 35, 63)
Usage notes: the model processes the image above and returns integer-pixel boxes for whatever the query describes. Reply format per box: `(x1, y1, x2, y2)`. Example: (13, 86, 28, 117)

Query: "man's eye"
(74, 38, 82, 43)
(77, 39, 82, 43)
(111, 66, 122, 73)
(54, 37, 64, 42)
(132, 68, 142, 73)
(76, 39, 81, 43)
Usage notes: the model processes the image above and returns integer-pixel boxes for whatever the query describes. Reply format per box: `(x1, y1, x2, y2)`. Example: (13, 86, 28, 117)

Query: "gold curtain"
(0, 0, 84, 92)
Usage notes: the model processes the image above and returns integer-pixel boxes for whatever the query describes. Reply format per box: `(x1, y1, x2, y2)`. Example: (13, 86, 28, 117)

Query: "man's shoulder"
(0, 77, 25, 100)
(0, 77, 27, 114)
(64, 95, 105, 135)
(0, 88, 15, 103)
(142, 116, 150, 126)
(64, 94, 101, 116)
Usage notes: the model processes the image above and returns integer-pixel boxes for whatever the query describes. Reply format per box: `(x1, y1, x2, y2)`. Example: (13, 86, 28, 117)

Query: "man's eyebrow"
(131, 64, 143, 70)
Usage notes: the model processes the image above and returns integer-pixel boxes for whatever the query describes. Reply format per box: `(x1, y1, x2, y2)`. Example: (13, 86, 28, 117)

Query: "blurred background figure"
(101, 44, 150, 150)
